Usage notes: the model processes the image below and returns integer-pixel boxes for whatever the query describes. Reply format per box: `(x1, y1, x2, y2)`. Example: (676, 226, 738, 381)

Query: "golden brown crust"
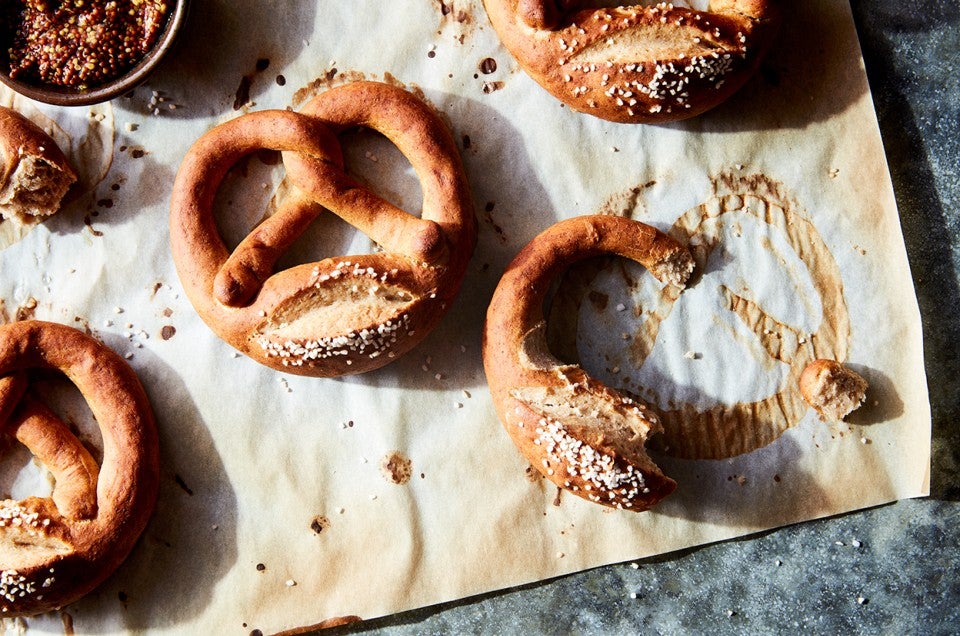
(0, 105, 77, 221)
(482, 215, 693, 511)
(170, 81, 476, 377)
(0, 320, 159, 617)
(7, 394, 100, 520)
(799, 358, 868, 421)
(483, 0, 782, 123)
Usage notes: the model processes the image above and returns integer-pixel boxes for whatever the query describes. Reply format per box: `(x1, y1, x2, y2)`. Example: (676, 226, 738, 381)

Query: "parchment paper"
(0, 0, 929, 633)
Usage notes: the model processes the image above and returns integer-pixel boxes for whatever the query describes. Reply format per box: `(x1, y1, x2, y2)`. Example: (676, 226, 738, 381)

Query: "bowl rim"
(0, 0, 189, 107)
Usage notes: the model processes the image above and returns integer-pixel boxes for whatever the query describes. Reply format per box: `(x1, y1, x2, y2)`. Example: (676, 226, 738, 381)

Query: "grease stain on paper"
(310, 515, 330, 534)
(548, 171, 852, 460)
(380, 452, 412, 485)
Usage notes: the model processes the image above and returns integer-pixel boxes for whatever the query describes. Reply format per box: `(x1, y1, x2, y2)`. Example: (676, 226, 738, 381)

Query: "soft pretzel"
(482, 215, 694, 511)
(0, 320, 159, 617)
(482, 0, 782, 123)
(170, 81, 476, 377)
(0, 106, 77, 222)
(799, 359, 868, 422)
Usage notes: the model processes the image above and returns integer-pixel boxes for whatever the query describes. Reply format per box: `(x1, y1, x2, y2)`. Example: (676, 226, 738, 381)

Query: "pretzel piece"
(799, 359, 868, 422)
(0, 320, 159, 617)
(482, 215, 693, 511)
(5, 394, 100, 520)
(483, 0, 782, 123)
(0, 106, 77, 222)
(170, 81, 476, 377)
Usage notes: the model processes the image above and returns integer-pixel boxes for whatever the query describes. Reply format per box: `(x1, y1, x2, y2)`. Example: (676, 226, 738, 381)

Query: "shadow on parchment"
(69, 339, 239, 630)
(112, 0, 320, 120)
(849, 0, 960, 501)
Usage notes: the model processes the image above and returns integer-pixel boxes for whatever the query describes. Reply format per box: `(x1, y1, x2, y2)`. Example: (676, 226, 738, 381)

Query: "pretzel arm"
(214, 194, 326, 307)
(282, 152, 445, 265)
(0, 372, 28, 427)
(8, 393, 99, 520)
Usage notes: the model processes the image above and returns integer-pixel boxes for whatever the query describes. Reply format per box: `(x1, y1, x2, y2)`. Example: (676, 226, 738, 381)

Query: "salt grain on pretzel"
(483, 215, 694, 511)
(0, 320, 159, 617)
(483, 0, 781, 123)
(170, 81, 476, 377)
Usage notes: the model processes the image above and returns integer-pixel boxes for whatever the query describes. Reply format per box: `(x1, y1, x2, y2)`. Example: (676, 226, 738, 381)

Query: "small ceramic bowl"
(0, 0, 189, 107)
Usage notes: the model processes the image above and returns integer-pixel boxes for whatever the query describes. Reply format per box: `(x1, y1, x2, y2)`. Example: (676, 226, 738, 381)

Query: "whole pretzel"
(483, 0, 781, 123)
(482, 215, 693, 511)
(170, 81, 476, 376)
(0, 320, 159, 616)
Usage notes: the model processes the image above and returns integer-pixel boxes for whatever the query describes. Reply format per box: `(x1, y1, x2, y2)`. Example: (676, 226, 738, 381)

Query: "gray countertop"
(327, 2, 960, 634)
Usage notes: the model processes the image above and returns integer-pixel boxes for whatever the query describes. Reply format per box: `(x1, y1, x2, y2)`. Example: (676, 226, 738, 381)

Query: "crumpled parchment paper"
(0, 0, 929, 633)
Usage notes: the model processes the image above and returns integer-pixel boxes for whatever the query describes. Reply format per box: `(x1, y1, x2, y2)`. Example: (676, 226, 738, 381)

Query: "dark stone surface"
(321, 3, 960, 633)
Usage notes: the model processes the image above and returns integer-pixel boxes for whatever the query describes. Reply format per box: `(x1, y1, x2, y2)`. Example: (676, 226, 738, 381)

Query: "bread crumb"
(799, 359, 868, 421)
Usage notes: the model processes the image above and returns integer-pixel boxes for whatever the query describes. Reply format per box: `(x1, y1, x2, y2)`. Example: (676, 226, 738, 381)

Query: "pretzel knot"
(483, 0, 781, 123)
(482, 216, 693, 511)
(0, 321, 159, 617)
(170, 81, 477, 377)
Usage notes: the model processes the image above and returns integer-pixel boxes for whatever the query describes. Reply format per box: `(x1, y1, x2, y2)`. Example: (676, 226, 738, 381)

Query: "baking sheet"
(0, 0, 929, 633)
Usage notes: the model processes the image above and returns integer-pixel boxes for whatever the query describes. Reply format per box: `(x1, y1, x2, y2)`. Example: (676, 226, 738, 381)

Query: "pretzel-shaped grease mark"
(482, 215, 693, 511)
(0, 321, 159, 617)
(483, 0, 781, 123)
(170, 81, 476, 377)
(547, 178, 852, 459)
(652, 187, 850, 458)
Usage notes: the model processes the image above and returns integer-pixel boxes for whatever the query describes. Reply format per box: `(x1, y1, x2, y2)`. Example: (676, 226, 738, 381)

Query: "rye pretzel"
(482, 215, 693, 511)
(482, 0, 782, 123)
(0, 320, 159, 617)
(170, 81, 476, 377)
(0, 105, 77, 222)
